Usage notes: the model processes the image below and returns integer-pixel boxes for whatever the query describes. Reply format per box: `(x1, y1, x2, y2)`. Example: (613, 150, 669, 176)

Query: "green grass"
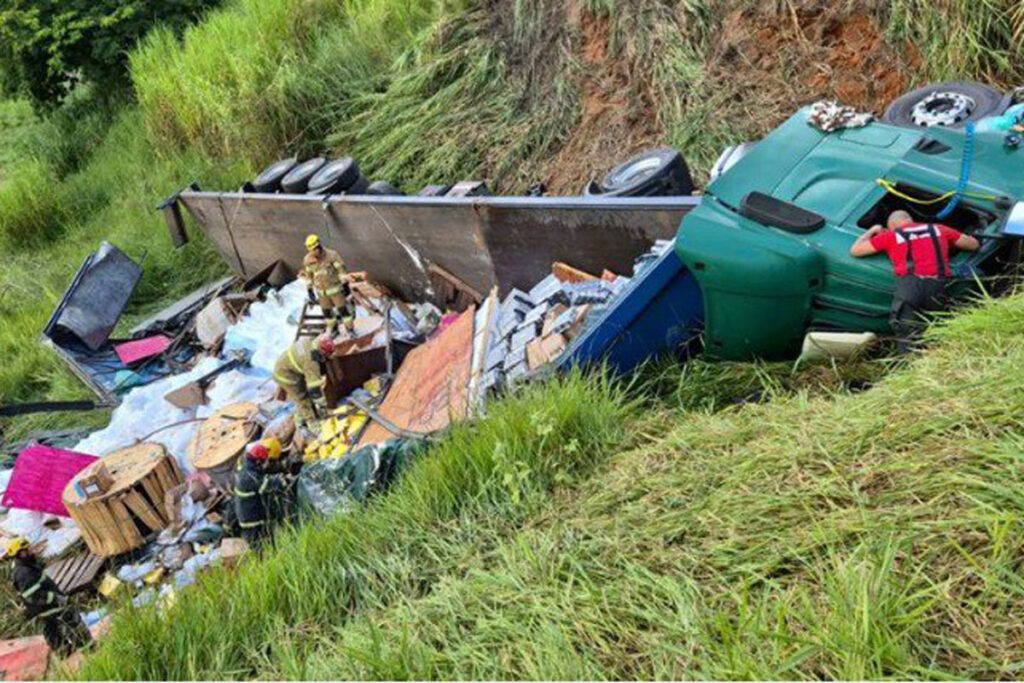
(0, 107, 248, 409)
(77, 371, 638, 679)
(131, 0, 449, 164)
(886, 0, 1024, 86)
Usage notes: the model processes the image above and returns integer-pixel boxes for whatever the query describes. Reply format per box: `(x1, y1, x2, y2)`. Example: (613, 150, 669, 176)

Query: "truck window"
(857, 182, 995, 234)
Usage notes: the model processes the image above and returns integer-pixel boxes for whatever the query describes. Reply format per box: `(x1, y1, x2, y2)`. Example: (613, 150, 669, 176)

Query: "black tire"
(252, 157, 297, 193)
(343, 175, 369, 195)
(306, 157, 362, 195)
(366, 180, 404, 196)
(280, 157, 327, 194)
(596, 148, 694, 197)
(883, 81, 1005, 129)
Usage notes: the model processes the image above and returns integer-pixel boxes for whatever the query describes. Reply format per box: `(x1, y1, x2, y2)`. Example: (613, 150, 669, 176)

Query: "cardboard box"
(76, 462, 114, 500)
(527, 333, 567, 370)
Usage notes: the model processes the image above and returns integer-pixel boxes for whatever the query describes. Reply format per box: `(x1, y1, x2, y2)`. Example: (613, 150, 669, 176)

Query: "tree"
(0, 0, 220, 108)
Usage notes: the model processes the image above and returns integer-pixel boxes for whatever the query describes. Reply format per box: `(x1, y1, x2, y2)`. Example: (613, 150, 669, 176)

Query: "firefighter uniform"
(301, 244, 352, 330)
(12, 555, 90, 655)
(272, 337, 326, 428)
(233, 456, 284, 547)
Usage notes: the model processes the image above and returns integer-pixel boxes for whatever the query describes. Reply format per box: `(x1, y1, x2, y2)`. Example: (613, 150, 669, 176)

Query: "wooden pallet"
(63, 443, 184, 558)
(44, 551, 104, 594)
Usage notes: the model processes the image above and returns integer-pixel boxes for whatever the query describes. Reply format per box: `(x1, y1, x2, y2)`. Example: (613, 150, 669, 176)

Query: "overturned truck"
(164, 122, 1023, 375)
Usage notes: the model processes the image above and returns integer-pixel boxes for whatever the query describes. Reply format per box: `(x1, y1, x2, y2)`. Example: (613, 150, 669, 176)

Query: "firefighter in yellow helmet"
(5, 537, 90, 655)
(301, 234, 354, 333)
(272, 334, 335, 434)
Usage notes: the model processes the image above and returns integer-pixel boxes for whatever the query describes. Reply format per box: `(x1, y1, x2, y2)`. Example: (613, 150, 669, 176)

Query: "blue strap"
(935, 122, 975, 220)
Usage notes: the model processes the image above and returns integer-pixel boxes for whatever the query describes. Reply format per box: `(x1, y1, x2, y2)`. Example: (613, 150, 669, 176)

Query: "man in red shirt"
(850, 210, 979, 351)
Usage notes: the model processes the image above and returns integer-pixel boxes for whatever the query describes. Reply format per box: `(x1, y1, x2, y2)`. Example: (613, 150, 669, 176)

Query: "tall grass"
(255, 291, 1024, 680)
(77, 372, 637, 679)
(131, 0, 448, 163)
(326, 5, 580, 191)
(886, 0, 1024, 86)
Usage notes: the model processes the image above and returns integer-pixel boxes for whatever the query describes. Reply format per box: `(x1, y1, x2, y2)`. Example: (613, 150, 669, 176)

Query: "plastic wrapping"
(297, 439, 425, 517)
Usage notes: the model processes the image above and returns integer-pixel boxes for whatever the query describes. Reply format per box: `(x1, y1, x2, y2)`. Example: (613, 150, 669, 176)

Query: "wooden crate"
(63, 443, 184, 558)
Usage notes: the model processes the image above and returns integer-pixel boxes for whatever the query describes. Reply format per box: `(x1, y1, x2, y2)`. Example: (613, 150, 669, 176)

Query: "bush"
(0, 0, 221, 108)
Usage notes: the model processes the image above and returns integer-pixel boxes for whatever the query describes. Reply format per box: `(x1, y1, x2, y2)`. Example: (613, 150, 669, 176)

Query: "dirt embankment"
(532, 3, 922, 194)
(544, 7, 665, 194)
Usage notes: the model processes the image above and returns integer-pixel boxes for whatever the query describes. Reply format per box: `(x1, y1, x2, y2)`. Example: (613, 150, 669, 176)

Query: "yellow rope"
(875, 178, 1000, 204)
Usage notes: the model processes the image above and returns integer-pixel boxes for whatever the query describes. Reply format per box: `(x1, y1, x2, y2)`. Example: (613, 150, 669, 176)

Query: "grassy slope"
(0, 0, 1017, 676)
(79, 294, 1024, 680)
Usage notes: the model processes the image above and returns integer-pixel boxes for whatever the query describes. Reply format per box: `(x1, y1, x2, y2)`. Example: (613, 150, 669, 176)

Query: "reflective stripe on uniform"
(273, 372, 301, 387)
(234, 488, 258, 499)
(34, 606, 62, 620)
(21, 578, 46, 599)
(321, 286, 342, 297)
(239, 519, 265, 529)
(286, 346, 304, 374)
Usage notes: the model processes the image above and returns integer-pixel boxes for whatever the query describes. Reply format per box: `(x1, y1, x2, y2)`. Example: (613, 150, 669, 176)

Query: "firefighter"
(301, 234, 354, 333)
(233, 438, 286, 547)
(850, 210, 979, 352)
(5, 537, 90, 656)
(272, 335, 335, 436)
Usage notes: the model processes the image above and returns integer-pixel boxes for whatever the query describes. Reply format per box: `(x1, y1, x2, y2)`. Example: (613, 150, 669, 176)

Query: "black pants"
(42, 608, 90, 656)
(891, 276, 949, 353)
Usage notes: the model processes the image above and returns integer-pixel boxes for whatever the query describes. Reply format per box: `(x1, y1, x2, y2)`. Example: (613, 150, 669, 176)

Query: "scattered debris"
(0, 636, 49, 682)
(3, 240, 680, 638)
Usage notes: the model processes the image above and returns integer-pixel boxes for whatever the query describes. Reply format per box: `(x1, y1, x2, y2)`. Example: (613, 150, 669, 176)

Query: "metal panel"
(176, 192, 700, 303)
(43, 242, 141, 351)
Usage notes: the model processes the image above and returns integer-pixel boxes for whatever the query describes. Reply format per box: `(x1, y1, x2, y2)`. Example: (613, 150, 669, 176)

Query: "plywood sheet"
(358, 308, 475, 446)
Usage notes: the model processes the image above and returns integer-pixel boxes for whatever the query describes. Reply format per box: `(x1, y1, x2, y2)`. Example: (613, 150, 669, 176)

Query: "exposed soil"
(543, 8, 665, 194)
(710, 4, 920, 121)
(533, 2, 922, 195)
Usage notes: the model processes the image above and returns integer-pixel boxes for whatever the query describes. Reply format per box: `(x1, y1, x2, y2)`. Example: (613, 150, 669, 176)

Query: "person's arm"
(954, 233, 980, 251)
(850, 225, 884, 257)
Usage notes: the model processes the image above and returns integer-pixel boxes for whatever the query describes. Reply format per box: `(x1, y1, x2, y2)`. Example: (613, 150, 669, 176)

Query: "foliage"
(0, 0, 219, 108)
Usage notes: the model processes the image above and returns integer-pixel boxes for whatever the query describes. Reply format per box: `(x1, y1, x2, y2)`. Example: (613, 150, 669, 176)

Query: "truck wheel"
(280, 157, 327, 194)
(306, 157, 363, 195)
(883, 81, 1004, 128)
(252, 157, 297, 193)
(595, 148, 694, 197)
(366, 180, 403, 196)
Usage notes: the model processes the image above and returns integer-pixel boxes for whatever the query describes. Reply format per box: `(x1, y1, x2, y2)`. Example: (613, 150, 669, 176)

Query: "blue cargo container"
(557, 245, 705, 374)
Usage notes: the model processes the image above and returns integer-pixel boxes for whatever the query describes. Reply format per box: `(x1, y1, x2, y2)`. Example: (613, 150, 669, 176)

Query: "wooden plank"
(358, 307, 475, 447)
(123, 490, 165, 532)
(138, 474, 166, 515)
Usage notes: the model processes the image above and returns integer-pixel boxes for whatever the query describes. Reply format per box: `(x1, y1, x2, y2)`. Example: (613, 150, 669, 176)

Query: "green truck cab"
(676, 108, 1023, 360)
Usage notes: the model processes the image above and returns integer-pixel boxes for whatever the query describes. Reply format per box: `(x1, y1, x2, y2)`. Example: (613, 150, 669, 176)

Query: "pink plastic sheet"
(1, 446, 97, 517)
(114, 334, 172, 365)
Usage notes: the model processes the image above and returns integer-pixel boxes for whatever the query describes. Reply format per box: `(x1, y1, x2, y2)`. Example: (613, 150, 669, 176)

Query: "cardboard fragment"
(0, 636, 50, 681)
(358, 308, 474, 446)
(553, 261, 598, 283)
